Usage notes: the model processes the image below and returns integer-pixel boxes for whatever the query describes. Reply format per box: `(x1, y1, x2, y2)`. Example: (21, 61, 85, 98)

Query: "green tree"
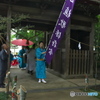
(12, 28, 45, 45)
(94, 15, 100, 67)
(0, 14, 29, 43)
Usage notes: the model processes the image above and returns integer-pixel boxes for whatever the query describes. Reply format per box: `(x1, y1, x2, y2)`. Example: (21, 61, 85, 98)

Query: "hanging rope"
(70, 38, 100, 49)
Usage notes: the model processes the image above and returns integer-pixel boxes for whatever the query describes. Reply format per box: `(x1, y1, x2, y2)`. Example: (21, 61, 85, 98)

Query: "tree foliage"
(0, 14, 30, 44)
(11, 28, 45, 45)
(0, 13, 45, 47)
(0, 14, 29, 32)
(94, 15, 100, 65)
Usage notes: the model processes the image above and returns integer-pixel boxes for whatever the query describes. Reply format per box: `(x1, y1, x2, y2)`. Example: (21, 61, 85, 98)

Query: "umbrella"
(11, 39, 34, 46)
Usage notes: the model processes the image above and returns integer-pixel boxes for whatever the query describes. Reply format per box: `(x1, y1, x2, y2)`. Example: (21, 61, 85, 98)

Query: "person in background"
(11, 55, 19, 66)
(24, 46, 29, 63)
(27, 44, 36, 75)
(13, 55, 17, 60)
(25, 46, 29, 53)
(18, 46, 26, 69)
(16, 55, 21, 67)
(24, 46, 29, 70)
(36, 41, 47, 83)
(0, 44, 8, 88)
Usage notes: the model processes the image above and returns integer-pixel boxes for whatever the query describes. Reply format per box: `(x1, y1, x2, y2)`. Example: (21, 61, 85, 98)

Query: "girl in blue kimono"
(18, 46, 26, 69)
(36, 41, 46, 83)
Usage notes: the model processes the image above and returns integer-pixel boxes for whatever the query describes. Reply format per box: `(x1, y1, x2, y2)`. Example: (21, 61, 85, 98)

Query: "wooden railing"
(48, 49, 91, 77)
(69, 49, 90, 75)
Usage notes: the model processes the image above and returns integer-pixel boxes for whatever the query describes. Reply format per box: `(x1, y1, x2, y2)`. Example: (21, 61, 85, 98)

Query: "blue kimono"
(18, 49, 26, 68)
(36, 48, 46, 79)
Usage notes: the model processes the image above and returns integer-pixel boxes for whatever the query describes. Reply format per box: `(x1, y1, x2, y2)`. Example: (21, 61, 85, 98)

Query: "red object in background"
(11, 39, 34, 46)
(11, 59, 19, 66)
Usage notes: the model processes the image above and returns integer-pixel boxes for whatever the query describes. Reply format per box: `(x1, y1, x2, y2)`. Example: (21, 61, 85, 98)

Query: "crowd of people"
(0, 41, 47, 88)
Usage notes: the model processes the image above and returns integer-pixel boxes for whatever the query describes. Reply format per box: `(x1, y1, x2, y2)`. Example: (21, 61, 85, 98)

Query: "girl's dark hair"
(25, 46, 29, 50)
(39, 41, 44, 44)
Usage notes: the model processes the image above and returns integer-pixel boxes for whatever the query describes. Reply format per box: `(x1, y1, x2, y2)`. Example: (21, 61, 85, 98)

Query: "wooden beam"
(77, 0, 100, 5)
(90, 0, 100, 4)
(0, 3, 59, 22)
(12, 6, 59, 15)
(26, 14, 58, 22)
(18, 0, 64, 7)
(0, 2, 99, 23)
(16, 22, 54, 31)
(22, 19, 55, 25)
(71, 15, 93, 22)
(0, 3, 60, 15)
(71, 25, 91, 32)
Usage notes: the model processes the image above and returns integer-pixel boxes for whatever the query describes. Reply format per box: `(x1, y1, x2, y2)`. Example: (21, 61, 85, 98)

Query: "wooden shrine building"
(0, 0, 100, 78)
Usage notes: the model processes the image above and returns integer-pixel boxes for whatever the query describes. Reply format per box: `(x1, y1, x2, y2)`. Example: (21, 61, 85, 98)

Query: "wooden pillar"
(64, 21, 71, 78)
(44, 31, 46, 47)
(7, 5, 11, 71)
(47, 32, 52, 46)
(89, 22, 95, 75)
(45, 31, 49, 48)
